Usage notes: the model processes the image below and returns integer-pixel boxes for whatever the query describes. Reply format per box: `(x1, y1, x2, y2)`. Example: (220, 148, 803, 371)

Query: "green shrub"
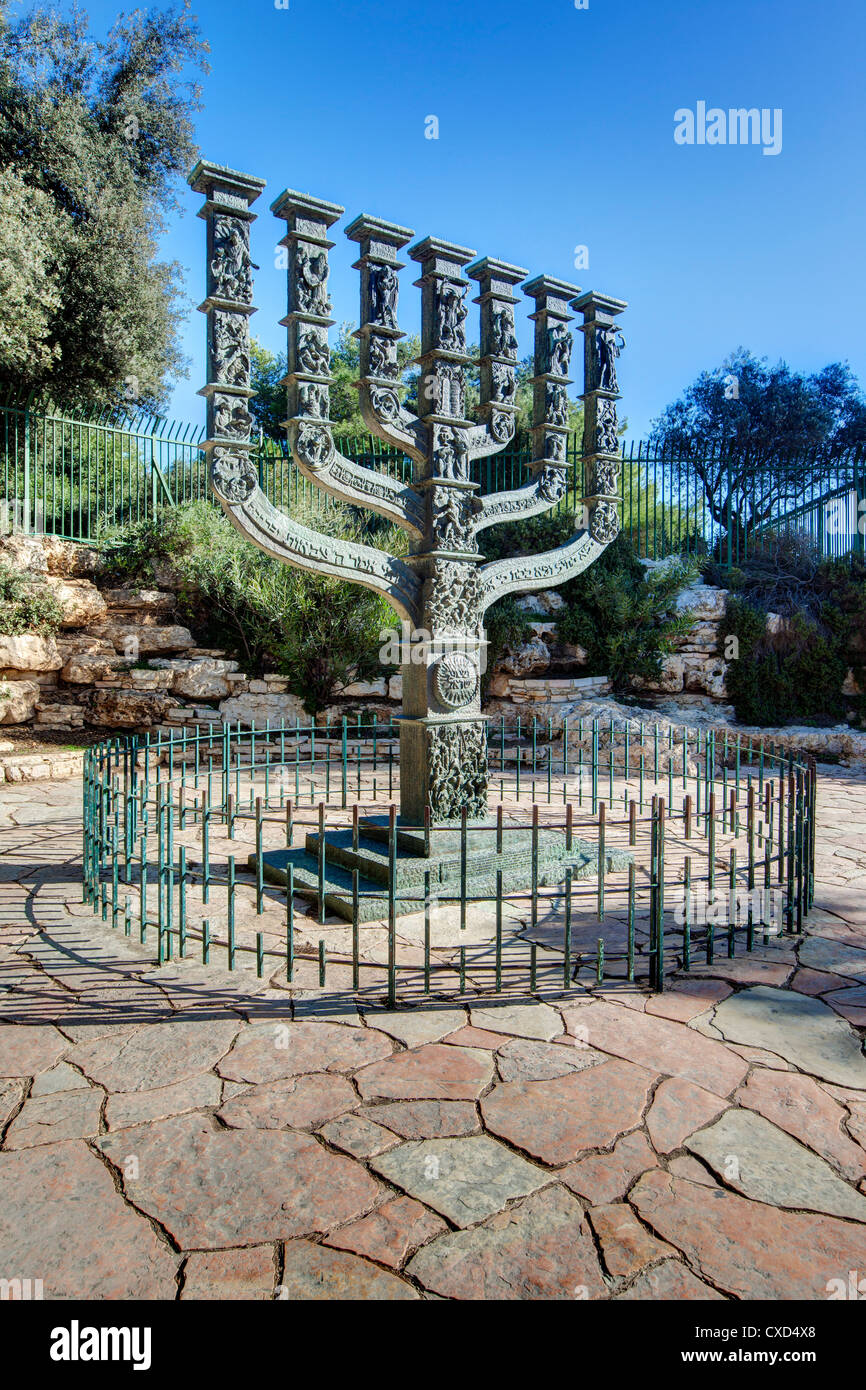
(0, 563, 63, 636)
(556, 534, 698, 689)
(720, 597, 848, 726)
(482, 599, 531, 697)
(103, 502, 398, 713)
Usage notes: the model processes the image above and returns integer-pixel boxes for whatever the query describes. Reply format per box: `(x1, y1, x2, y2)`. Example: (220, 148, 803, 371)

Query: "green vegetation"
(716, 536, 866, 726)
(0, 562, 63, 635)
(483, 515, 697, 693)
(103, 501, 399, 713)
(0, 0, 207, 409)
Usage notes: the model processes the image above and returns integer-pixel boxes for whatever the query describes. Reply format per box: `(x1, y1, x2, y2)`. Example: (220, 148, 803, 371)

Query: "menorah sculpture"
(189, 161, 626, 856)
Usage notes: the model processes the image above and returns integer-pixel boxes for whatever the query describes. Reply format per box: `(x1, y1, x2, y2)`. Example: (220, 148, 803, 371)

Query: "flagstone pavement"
(1, 769, 865, 1301)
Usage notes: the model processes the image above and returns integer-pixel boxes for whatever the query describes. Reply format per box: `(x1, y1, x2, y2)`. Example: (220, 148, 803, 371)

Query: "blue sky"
(62, 0, 866, 436)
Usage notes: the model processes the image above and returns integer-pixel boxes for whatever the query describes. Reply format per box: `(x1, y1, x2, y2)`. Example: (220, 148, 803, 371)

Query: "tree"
(0, 1, 208, 410)
(250, 324, 422, 446)
(649, 349, 866, 547)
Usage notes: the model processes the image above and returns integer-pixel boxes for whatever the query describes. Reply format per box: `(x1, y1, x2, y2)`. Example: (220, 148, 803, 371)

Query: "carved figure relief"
(434, 278, 468, 351)
(297, 330, 330, 376)
(299, 382, 329, 418)
(491, 306, 518, 360)
(211, 448, 257, 505)
(537, 465, 566, 503)
(596, 323, 625, 392)
(596, 397, 619, 454)
(430, 363, 465, 417)
(544, 433, 566, 463)
(369, 264, 399, 328)
(589, 499, 620, 545)
(428, 722, 488, 821)
(212, 314, 250, 387)
(547, 322, 573, 377)
(369, 386, 401, 422)
(424, 561, 483, 634)
(210, 216, 256, 303)
(432, 490, 478, 552)
(295, 245, 331, 316)
(545, 383, 569, 428)
(368, 334, 398, 379)
(295, 422, 334, 471)
(594, 457, 621, 497)
(433, 425, 469, 481)
(491, 362, 516, 403)
(490, 410, 515, 443)
(213, 395, 254, 439)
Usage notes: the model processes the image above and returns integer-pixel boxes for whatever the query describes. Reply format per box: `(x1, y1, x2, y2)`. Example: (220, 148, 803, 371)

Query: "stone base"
(253, 821, 630, 923)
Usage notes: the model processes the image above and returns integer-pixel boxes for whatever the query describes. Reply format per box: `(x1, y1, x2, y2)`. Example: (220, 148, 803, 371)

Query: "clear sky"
(65, 0, 866, 437)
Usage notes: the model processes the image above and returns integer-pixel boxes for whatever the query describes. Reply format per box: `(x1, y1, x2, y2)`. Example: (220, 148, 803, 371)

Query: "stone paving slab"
(2, 769, 866, 1300)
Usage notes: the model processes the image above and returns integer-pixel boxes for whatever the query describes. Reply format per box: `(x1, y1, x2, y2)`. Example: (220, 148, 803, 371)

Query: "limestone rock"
(496, 637, 551, 677)
(219, 690, 308, 725)
(0, 634, 61, 676)
(88, 688, 179, 728)
(0, 679, 39, 724)
(43, 576, 107, 627)
(94, 622, 195, 656)
(514, 590, 566, 615)
(675, 586, 728, 621)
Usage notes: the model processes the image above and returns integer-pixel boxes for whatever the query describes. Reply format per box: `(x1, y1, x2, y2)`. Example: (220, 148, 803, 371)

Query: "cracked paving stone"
(481, 1060, 654, 1166)
(217, 1073, 357, 1131)
(97, 1113, 380, 1250)
(614, 1259, 724, 1300)
(279, 1240, 418, 1299)
(181, 1246, 276, 1300)
(66, 1018, 241, 1093)
(798, 937, 866, 981)
(317, 1113, 401, 1159)
(364, 1100, 481, 1139)
(645, 1078, 727, 1155)
(29, 1062, 91, 1096)
(0, 1079, 23, 1128)
(355, 1044, 494, 1103)
(217, 1020, 393, 1084)
(736, 1068, 866, 1182)
(561, 1000, 748, 1097)
(406, 1185, 606, 1299)
(0, 1139, 177, 1298)
(560, 1132, 659, 1205)
(495, 1037, 606, 1083)
(686, 1109, 866, 1223)
(4, 1087, 104, 1149)
(369, 1135, 549, 1227)
(361, 1008, 467, 1047)
(630, 1169, 866, 1300)
(588, 1202, 676, 1279)
(709, 986, 866, 1088)
(105, 1073, 223, 1130)
(0, 1023, 69, 1077)
(467, 1001, 564, 1041)
(324, 1194, 447, 1269)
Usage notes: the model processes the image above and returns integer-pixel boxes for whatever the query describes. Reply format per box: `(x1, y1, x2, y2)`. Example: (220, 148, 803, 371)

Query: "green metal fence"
(83, 715, 816, 1006)
(4, 394, 864, 567)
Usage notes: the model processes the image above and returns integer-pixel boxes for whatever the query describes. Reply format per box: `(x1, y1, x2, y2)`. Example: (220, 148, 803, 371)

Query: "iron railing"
(83, 716, 817, 1004)
(3, 395, 864, 567)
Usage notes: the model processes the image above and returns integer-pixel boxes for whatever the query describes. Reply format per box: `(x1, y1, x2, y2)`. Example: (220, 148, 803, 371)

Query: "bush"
(103, 502, 398, 713)
(0, 563, 63, 635)
(717, 540, 866, 726)
(482, 599, 531, 697)
(556, 533, 698, 690)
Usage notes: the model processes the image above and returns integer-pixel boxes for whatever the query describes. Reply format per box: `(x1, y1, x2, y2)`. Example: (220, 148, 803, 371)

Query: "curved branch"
(479, 528, 605, 614)
(214, 483, 422, 624)
(357, 382, 427, 461)
(473, 469, 566, 535)
(291, 436, 425, 539)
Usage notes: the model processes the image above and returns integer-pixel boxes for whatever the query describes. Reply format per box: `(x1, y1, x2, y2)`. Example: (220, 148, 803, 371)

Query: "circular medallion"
(295, 422, 334, 471)
(433, 651, 478, 710)
(211, 449, 257, 505)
